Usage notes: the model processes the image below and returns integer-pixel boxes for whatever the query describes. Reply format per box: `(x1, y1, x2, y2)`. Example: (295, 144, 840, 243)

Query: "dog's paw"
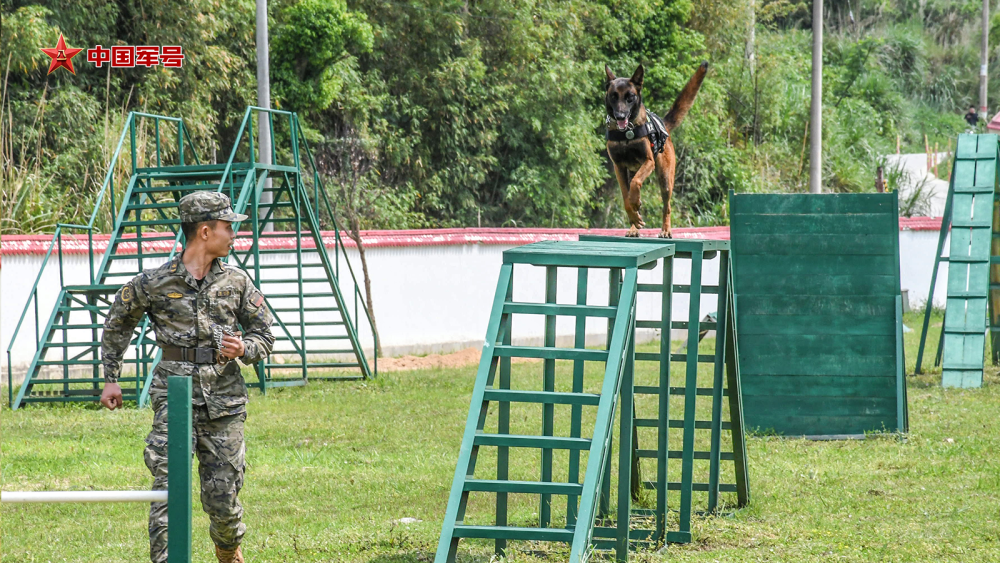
(657, 229, 672, 239)
(626, 226, 641, 237)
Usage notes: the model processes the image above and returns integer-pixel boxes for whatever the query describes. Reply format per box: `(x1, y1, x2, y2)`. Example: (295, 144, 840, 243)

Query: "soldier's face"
(204, 220, 236, 258)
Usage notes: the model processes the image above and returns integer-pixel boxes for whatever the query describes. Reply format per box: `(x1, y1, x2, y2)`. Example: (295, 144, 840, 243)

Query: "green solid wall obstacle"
(729, 191, 908, 437)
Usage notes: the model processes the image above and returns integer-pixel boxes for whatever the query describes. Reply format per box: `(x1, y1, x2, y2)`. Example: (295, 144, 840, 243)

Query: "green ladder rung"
(483, 389, 602, 406)
(492, 345, 608, 361)
(944, 328, 989, 335)
(452, 526, 574, 542)
(462, 479, 584, 495)
(261, 379, 307, 388)
(264, 292, 339, 299)
(636, 450, 735, 461)
(42, 341, 102, 348)
(50, 323, 105, 330)
(942, 363, 987, 370)
(634, 418, 732, 430)
(638, 283, 720, 294)
(107, 252, 175, 260)
(947, 291, 988, 298)
(503, 302, 618, 318)
(265, 362, 359, 368)
(25, 377, 127, 385)
(36, 359, 103, 365)
(635, 352, 715, 362)
(120, 219, 182, 227)
(951, 221, 993, 228)
(127, 202, 182, 210)
(591, 527, 656, 541)
(473, 434, 592, 450)
(642, 481, 739, 493)
(634, 385, 729, 396)
(947, 256, 990, 263)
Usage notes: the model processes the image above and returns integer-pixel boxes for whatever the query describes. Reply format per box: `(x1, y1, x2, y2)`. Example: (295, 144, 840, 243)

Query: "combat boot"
(215, 545, 244, 563)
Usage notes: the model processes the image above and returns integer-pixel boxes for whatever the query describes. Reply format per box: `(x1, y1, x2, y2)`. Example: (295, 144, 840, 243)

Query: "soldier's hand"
(220, 331, 245, 362)
(100, 382, 123, 410)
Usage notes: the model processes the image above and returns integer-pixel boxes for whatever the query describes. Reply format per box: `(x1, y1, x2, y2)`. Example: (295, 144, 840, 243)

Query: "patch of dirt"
(378, 347, 539, 372)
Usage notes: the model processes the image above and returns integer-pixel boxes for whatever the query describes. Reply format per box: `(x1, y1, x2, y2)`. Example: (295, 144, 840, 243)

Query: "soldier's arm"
(101, 274, 151, 383)
(237, 277, 274, 364)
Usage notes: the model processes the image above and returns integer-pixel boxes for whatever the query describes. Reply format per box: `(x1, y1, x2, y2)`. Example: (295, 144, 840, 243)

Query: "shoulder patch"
(253, 293, 265, 308)
(166, 292, 184, 299)
(169, 262, 178, 273)
(121, 285, 133, 303)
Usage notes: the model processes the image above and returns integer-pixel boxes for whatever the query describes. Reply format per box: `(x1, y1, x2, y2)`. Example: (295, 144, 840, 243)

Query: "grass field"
(3, 311, 1000, 562)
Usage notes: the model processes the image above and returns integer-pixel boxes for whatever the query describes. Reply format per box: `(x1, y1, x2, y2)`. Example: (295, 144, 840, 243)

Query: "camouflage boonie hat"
(178, 192, 248, 223)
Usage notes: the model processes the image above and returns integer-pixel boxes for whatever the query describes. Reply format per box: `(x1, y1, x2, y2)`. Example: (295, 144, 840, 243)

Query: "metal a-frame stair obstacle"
(221, 107, 376, 390)
(915, 134, 1000, 388)
(436, 238, 749, 562)
(5, 108, 376, 409)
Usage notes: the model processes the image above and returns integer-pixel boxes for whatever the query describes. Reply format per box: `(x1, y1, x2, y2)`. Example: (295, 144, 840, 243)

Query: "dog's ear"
(630, 64, 644, 90)
(605, 65, 616, 84)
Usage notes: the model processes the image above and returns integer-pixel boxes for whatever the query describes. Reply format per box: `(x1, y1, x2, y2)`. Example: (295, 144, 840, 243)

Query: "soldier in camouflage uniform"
(101, 191, 274, 563)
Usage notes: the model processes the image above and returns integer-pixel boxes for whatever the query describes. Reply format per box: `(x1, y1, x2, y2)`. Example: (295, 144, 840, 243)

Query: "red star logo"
(40, 35, 84, 75)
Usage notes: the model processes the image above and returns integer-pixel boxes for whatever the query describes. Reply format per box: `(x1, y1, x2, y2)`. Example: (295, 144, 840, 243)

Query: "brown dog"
(605, 62, 708, 237)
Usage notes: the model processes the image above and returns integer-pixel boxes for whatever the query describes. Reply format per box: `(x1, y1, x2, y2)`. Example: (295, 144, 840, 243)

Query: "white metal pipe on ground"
(1, 490, 167, 503)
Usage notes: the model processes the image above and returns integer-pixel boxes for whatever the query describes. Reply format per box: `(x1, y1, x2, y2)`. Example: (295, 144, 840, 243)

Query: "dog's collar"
(606, 121, 654, 142)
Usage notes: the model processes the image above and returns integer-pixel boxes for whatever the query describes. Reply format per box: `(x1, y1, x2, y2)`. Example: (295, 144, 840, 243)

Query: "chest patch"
(166, 292, 184, 299)
(216, 289, 233, 298)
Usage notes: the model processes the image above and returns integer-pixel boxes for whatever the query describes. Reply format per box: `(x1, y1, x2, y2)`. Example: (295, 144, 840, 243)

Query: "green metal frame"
(7, 108, 377, 409)
(581, 236, 750, 548)
(916, 134, 1000, 388)
(436, 238, 748, 562)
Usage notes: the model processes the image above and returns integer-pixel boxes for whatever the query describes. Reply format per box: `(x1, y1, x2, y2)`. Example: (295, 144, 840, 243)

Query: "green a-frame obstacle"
(916, 133, 1000, 388)
(6, 108, 377, 409)
(436, 238, 749, 562)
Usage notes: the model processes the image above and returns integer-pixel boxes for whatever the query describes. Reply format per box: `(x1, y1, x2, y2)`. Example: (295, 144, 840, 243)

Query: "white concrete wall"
(1, 230, 940, 383)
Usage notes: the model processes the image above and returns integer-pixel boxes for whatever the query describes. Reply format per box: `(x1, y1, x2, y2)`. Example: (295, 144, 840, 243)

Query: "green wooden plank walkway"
(915, 134, 1000, 388)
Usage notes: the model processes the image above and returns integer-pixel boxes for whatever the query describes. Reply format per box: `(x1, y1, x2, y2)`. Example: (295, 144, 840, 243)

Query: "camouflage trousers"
(145, 398, 247, 563)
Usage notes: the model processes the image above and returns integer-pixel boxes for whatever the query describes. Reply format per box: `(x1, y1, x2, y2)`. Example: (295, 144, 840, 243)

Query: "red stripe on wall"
(0, 217, 943, 257)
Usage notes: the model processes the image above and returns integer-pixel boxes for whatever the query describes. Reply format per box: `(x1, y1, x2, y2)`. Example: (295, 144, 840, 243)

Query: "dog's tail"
(662, 61, 708, 131)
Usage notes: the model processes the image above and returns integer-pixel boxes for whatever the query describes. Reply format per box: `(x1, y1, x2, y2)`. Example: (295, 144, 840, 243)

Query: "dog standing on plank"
(605, 62, 708, 237)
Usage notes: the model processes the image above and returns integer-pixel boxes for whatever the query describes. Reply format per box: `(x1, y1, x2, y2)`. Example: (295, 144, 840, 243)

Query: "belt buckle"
(196, 348, 215, 364)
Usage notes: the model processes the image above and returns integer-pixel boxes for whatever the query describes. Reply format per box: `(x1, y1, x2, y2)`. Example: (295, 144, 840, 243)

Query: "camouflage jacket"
(101, 253, 275, 419)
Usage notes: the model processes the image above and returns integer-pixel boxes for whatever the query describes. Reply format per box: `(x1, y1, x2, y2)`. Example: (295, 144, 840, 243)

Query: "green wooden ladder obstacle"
(6, 108, 377, 409)
(916, 134, 1000, 388)
(436, 238, 748, 562)
(729, 191, 908, 436)
(1, 375, 194, 562)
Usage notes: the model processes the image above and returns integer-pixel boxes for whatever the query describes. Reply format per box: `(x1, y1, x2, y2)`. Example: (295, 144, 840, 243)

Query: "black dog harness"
(606, 111, 669, 155)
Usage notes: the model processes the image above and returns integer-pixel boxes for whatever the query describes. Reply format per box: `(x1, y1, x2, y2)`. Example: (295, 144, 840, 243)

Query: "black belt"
(161, 346, 218, 364)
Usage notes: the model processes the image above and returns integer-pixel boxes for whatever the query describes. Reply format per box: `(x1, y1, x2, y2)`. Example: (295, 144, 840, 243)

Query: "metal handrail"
(293, 116, 380, 370)
(5, 112, 201, 406)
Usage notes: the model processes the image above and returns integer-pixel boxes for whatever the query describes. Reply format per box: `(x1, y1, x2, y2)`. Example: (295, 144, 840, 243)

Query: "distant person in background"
(965, 106, 979, 128)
